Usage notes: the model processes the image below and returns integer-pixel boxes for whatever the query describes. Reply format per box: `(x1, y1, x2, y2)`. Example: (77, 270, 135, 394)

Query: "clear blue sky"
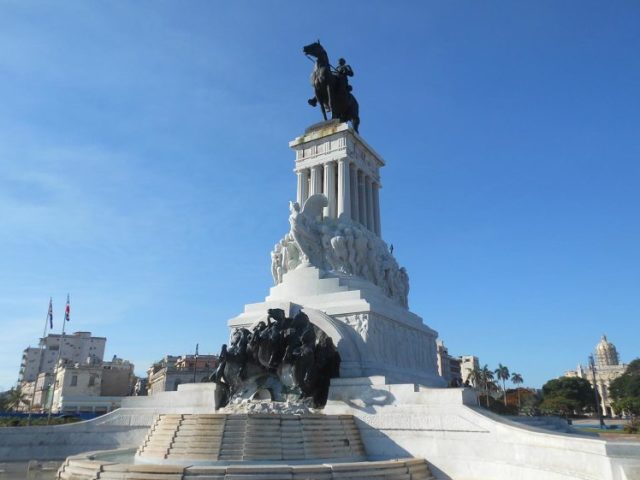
(0, 1, 638, 390)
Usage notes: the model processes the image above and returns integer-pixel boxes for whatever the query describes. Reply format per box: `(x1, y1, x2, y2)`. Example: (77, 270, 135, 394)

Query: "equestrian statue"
(303, 40, 360, 133)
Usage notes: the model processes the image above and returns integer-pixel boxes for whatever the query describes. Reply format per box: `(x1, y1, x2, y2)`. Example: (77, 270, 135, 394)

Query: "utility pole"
(588, 354, 605, 429)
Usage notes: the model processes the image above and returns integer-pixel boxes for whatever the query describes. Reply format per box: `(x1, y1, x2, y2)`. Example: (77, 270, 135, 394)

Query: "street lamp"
(192, 343, 199, 383)
(588, 354, 605, 429)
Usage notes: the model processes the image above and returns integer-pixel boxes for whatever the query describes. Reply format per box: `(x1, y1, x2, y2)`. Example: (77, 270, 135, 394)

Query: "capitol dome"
(595, 335, 620, 367)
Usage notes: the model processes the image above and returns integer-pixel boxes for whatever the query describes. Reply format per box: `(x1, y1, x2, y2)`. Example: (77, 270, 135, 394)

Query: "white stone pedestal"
(228, 265, 445, 387)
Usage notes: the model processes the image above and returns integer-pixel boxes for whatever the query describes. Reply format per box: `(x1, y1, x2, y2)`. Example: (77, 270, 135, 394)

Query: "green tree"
(511, 372, 524, 409)
(519, 389, 541, 416)
(539, 396, 576, 416)
(609, 359, 640, 419)
(5, 387, 28, 412)
(610, 359, 640, 400)
(540, 376, 594, 416)
(467, 367, 482, 388)
(612, 397, 640, 418)
(0, 390, 9, 411)
(495, 364, 510, 406)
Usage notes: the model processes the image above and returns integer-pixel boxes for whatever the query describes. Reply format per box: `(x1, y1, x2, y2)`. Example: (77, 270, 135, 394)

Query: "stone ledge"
(58, 457, 431, 480)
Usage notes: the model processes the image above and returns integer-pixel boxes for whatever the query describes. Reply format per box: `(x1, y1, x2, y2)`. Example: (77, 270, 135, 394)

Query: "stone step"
(182, 417, 227, 425)
(136, 448, 169, 456)
(169, 444, 221, 451)
(154, 423, 181, 429)
(145, 435, 175, 442)
(184, 466, 227, 474)
(177, 430, 224, 435)
(182, 476, 225, 480)
(225, 475, 292, 480)
(59, 457, 434, 480)
(137, 413, 372, 464)
(62, 465, 100, 477)
(332, 468, 409, 479)
(179, 423, 223, 427)
(166, 453, 218, 461)
(95, 473, 128, 480)
(115, 474, 183, 480)
(172, 435, 224, 441)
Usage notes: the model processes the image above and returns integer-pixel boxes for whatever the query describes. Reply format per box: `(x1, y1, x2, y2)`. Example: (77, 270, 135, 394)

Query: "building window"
(89, 375, 96, 387)
(71, 375, 78, 386)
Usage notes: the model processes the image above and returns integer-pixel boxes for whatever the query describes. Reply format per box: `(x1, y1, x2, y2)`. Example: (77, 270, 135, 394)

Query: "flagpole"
(47, 294, 69, 424)
(27, 298, 52, 426)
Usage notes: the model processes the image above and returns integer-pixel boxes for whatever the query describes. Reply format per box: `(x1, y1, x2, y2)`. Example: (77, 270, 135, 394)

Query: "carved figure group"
(211, 309, 341, 409)
(271, 194, 410, 308)
(303, 40, 360, 132)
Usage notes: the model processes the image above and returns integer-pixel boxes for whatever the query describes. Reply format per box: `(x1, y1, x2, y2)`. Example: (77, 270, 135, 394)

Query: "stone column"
(366, 176, 374, 231)
(337, 158, 351, 219)
(372, 181, 381, 236)
(310, 165, 322, 196)
(296, 169, 309, 206)
(323, 162, 337, 218)
(358, 170, 366, 226)
(350, 164, 359, 223)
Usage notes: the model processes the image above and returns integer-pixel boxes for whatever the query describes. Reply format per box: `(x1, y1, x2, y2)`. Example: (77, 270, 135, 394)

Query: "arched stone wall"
(301, 307, 365, 378)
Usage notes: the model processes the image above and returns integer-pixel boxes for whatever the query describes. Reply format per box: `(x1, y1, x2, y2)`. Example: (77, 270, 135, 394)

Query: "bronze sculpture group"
(211, 309, 341, 409)
(303, 40, 360, 132)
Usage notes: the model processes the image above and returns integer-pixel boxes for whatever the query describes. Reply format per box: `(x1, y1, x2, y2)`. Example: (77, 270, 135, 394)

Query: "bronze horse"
(303, 41, 360, 132)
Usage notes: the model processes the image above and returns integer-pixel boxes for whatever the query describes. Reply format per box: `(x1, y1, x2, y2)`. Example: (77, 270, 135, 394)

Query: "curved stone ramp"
(137, 414, 367, 463)
(57, 454, 434, 479)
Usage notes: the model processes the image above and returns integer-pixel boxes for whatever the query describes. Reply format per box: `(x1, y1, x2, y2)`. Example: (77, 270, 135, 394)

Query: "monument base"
(53, 382, 640, 480)
(323, 377, 640, 480)
(228, 265, 445, 387)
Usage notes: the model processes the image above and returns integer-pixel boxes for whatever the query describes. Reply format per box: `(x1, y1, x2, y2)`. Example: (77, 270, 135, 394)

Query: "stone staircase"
(137, 413, 367, 463)
(58, 413, 435, 479)
(58, 456, 434, 479)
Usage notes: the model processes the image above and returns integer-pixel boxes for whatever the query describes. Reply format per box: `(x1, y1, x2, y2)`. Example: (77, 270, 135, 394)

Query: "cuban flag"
(64, 294, 70, 322)
(47, 298, 53, 329)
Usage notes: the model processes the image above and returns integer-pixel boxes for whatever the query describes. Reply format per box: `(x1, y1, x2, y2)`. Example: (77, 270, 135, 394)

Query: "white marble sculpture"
(271, 194, 410, 308)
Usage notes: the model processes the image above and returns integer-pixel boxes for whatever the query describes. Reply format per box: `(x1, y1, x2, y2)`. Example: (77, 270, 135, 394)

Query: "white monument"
(229, 120, 444, 387)
(49, 120, 640, 480)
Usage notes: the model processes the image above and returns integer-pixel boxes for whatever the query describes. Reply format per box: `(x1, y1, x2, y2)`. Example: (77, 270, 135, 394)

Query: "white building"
(147, 354, 218, 395)
(50, 356, 135, 415)
(459, 355, 480, 385)
(18, 331, 106, 383)
(437, 341, 468, 386)
(565, 335, 627, 417)
(18, 331, 107, 412)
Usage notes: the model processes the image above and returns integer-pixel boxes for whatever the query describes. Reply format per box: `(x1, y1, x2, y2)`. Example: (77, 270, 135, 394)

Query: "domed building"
(595, 335, 620, 367)
(565, 335, 627, 417)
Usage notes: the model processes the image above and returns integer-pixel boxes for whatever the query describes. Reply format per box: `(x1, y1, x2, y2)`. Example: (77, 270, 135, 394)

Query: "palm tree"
(495, 363, 510, 406)
(511, 372, 524, 409)
(481, 364, 494, 407)
(467, 366, 483, 405)
(5, 387, 28, 412)
(467, 366, 482, 388)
